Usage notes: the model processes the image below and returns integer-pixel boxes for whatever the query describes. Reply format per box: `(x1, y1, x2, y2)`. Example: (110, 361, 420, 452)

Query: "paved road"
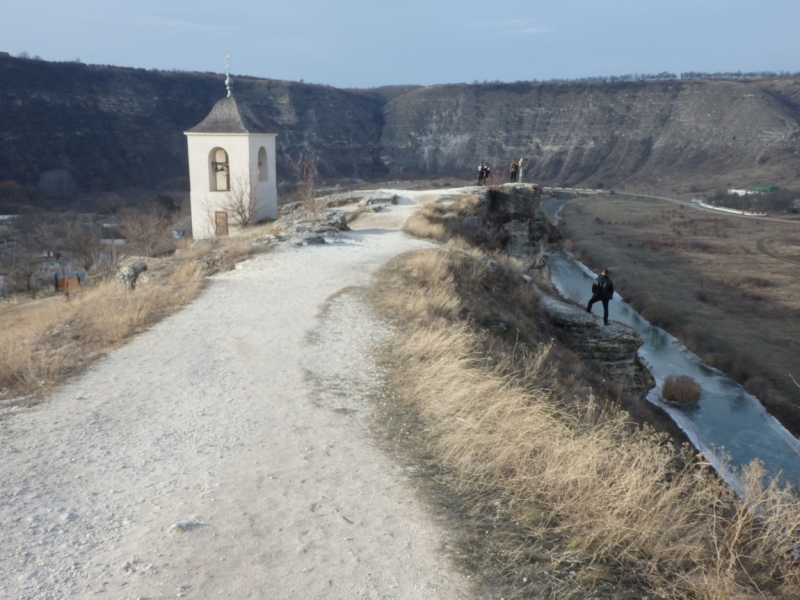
(615, 191, 800, 226)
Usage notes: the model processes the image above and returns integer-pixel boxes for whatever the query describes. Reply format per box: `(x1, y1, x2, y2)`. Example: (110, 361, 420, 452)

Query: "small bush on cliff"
(662, 374, 703, 404)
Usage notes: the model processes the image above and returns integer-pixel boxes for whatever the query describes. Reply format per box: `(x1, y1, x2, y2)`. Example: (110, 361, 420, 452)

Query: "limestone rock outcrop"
(537, 291, 655, 395)
(315, 190, 399, 210)
(437, 184, 556, 266)
(461, 184, 654, 397)
(115, 257, 148, 290)
(275, 205, 350, 244)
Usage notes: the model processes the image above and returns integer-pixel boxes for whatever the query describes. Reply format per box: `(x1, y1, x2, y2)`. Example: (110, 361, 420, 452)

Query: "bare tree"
(8, 212, 52, 297)
(195, 174, 262, 239)
(60, 214, 102, 271)
(288, 155, 318, 212)
(10, 241, 45, 297)
(224, 173, 262, 228)
(100, 194, 125, 215)
(117, 210, 169, 256)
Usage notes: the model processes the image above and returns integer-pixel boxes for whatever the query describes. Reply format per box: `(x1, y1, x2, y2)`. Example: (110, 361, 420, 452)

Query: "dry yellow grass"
(373, 243, 800, 599)
(0, 223, 273, 404)
(0, 271, 202, 397)
(402, 193, 482, 243)
(403, 210, 447, 241)
(662, 374, 703, 404)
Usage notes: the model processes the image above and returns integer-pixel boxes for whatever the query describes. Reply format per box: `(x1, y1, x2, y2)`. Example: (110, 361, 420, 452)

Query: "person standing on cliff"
(483, 163, 491, 185)
(510, 158, 520, 182)
(478, 162, 485, 185)
(586, 268, 614, 326)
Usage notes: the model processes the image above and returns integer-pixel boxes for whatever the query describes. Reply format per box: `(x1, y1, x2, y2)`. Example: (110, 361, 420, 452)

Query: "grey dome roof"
(186, 96, 270, 134)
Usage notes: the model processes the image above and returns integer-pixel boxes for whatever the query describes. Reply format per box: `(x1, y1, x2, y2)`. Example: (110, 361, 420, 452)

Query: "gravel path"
(0, 193, 471, 599)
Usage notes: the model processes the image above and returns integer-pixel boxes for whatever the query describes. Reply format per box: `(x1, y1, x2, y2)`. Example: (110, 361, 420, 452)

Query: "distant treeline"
(12, 52, 798, 89)
(474, 71, 800, 86)
(710, 189, 800, 213)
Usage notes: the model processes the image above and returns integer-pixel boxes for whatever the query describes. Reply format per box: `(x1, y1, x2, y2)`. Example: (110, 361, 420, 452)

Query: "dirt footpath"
(0, 194, 471, 599)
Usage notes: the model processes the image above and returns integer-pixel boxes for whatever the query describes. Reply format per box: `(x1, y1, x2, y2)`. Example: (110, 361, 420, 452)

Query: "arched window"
(209, 147, 230, 191)
(257, 147, 268, 182)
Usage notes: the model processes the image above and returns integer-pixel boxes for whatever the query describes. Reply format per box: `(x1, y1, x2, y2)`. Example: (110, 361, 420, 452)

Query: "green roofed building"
(749, 183, 780, 193)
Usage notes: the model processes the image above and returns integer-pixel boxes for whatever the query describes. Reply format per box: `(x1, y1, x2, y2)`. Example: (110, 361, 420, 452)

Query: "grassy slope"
(371, 241, 800, 599)
(0, 228, 267, 409)
(561, 194, 800, 433)
(372, 192, 800, 598)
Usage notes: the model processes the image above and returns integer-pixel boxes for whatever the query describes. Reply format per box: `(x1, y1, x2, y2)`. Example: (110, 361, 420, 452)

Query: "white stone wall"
(698, 200, 766, 216)
(249, 134, 278, 224)
(186, 132, 278, 239)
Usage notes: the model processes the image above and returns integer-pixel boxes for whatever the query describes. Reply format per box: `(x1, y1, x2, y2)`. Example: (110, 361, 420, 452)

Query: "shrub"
(662, 374, 702, 404)
(403, 211, 446, 241)
(741, 276, 771, 288)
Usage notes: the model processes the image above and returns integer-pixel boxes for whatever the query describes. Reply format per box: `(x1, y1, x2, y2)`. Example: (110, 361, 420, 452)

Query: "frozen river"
(541, 197, 800, 492)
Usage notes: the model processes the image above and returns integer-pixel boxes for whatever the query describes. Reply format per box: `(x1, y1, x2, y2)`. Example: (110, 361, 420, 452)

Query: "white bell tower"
(185, 55, 278, 239)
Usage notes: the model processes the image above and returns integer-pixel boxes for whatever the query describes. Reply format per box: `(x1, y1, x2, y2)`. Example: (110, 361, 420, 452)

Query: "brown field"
(560, 194, 800, 433)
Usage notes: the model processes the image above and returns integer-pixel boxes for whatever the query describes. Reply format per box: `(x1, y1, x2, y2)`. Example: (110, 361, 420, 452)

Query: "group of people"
(477, 162, 492, 185)
(476, 158, 524, 185)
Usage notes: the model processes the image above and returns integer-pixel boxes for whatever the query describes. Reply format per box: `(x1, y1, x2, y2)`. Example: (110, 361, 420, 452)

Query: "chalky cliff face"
(424, 184, 655, 398)
(2, 55, 800, 192)
(379, 80, 800, 190)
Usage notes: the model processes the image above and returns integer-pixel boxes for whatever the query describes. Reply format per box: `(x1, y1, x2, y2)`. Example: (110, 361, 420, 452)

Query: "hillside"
(0, 56, 387, 191)
(2, 55, 800, 196)
(381, 79, 800, 192)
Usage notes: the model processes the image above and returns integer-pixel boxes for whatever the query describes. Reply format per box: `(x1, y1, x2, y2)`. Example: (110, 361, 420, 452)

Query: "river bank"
(544, 193, 800, 479)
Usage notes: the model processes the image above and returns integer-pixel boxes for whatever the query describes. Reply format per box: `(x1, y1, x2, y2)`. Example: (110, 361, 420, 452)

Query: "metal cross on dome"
(223, 53, 233, 97)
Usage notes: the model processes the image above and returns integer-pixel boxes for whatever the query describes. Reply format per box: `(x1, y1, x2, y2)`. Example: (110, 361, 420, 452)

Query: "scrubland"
(379, 205, 800, 598)
(560, 195, 800, 434)
(0, 227, 267, 409)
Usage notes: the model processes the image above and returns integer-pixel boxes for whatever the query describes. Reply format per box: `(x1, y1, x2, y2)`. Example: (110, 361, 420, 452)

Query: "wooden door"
(215, 211, 229, 237)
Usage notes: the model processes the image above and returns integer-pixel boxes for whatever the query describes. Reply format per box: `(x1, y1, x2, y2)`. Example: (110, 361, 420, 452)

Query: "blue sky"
(2, 0, 799, 88)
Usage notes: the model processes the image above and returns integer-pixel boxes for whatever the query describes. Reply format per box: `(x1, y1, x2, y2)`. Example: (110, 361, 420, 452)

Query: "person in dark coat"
(483, 163, 491, 184)
(586, 268, 614, 325)
(510, 158, 519, 182)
